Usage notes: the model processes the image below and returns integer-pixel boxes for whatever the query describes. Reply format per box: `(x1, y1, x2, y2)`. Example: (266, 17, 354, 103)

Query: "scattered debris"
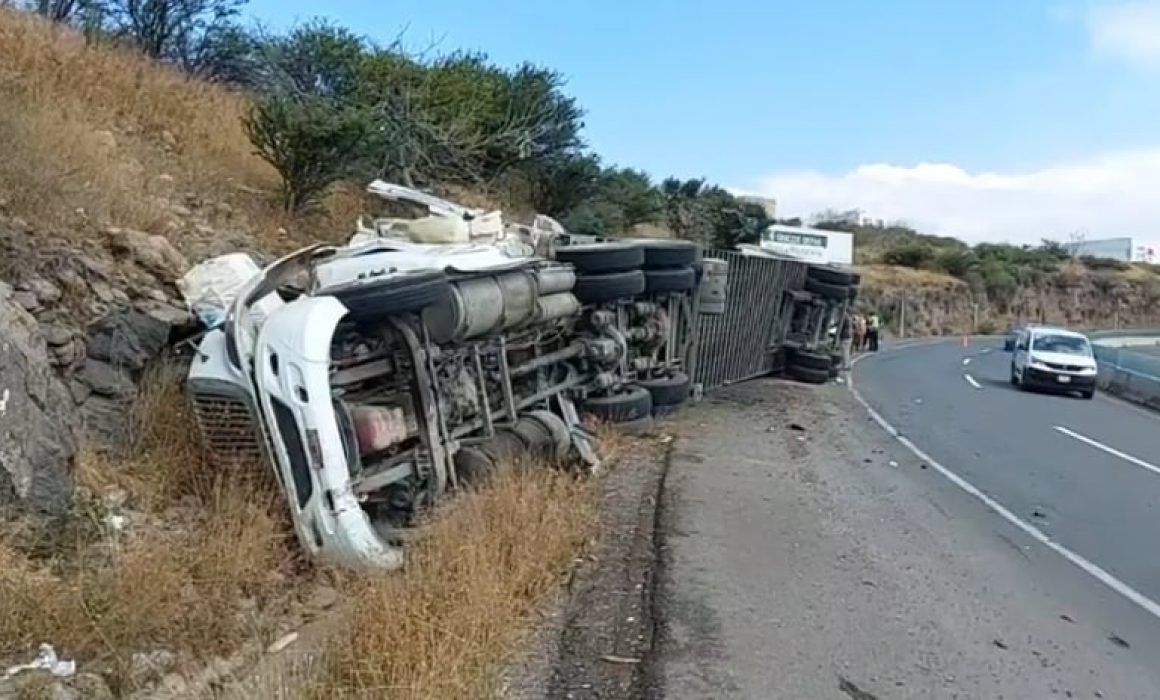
(993, 639, 1009, 650)
(3, 644, 76, 680)
(888, 460, 899, 468)
(919, 463, 928, 470)
(266, 632, 299, 654)
(789, 422, 806, 432)
(599, 655, 641, 665)
(1031, 509, 1046, 519)
(1060, 614, 1076, 623)
(1107, 634, 1130, 649)
(305, 584, 340, 612)
(129, 649, 177, 687)
(838, 676, 880, 700)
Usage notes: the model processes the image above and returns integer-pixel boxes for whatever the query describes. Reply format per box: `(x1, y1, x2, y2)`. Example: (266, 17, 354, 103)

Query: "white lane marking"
(1054, 426, 1160, 479)
(848, 352, 1160, 622)
(962, 358, 972, 366)
(964, 374, 982, 390)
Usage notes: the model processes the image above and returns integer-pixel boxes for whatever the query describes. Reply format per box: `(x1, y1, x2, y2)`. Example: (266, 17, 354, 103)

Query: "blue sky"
(245, 1, 1160, 246)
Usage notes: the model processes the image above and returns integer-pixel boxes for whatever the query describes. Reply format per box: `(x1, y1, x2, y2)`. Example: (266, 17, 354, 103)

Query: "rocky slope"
(0, 215, 204, 515)
(858, 264, 1160, 336)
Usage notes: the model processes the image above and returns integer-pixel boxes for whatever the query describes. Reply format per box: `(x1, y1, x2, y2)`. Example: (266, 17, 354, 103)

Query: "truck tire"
(327, 271, 452, 320)
(644, 266, 697, 294)
(789, 349, 832, 371)
(637, 371, 692, 408)
(513, 416, 555, 459)
(479, 429, 529, 466)
(555, 242, 644, 273)
(573, 269, 646, 303)
(804, 277, 850, 301)
(453, 447, 496, 487)
(828, 353, 842, 378)
(525, 410, 573, 462)
(580, 385, 653, 423)
(638, 240, 700, 269)
(806, 265, 855, 287)
(788, 364, 830, 385)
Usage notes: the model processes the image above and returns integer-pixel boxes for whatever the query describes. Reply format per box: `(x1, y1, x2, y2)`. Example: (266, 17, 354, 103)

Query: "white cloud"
(1086, 1, 1160, 69)
(749, 150, 1160, 245)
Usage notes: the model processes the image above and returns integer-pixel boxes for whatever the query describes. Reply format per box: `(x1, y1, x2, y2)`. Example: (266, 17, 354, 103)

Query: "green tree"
(243, 94, 371, 212)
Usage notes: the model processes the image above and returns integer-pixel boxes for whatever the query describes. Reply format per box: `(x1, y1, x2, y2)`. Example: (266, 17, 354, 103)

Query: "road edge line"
(847, 348, 1160, 623)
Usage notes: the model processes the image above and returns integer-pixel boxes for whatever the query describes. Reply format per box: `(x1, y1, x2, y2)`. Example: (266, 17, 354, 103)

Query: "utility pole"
(899, 293, 907, 338)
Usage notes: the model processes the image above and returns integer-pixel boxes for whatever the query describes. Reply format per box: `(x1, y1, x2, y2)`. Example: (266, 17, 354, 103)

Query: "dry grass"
(0, 362, 293, 692)
(858, 264, 966, 291)
(305, 466, 599, 700)
(0, 9, 374, 254)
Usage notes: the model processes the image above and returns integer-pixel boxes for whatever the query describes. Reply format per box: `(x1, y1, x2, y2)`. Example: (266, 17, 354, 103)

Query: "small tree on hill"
(243, 94, 371, 212)
(105, 0, 246, 67)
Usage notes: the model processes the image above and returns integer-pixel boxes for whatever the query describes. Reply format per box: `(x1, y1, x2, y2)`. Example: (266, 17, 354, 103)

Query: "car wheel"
(637, 240, 700, 269)
(643, 266, 697, 294)
(325, 271, 452, 320)
(1081, 389, 1095, 400)
(804, 277, 851, 301)
(636, 371, 692, 409)
(580, 385, 653, 423)
(572, 269, 647, 303)
(555, 242, 644, 273)
(1009, 365, 1017, 385)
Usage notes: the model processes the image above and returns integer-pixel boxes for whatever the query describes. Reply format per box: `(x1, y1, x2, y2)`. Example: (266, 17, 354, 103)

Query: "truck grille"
(190, 391, 264, 466)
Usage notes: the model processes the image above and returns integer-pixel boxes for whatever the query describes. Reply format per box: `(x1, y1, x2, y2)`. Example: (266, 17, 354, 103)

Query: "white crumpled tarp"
(3, 644, 75, 680)
(177, 252, 261, 328)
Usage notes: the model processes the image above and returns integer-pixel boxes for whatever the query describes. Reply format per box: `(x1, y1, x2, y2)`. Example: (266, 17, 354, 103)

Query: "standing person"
(838, 312, 853, 371)
(867, 312, 881, 352)
(852, 313, 866, 352)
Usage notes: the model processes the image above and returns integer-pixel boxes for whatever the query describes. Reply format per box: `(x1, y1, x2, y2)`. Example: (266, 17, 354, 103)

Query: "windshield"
(1031, 333, 1091, 356)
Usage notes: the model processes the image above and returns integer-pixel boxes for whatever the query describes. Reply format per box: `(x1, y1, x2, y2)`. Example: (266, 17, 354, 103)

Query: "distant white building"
(1065, 236, 1159, 263)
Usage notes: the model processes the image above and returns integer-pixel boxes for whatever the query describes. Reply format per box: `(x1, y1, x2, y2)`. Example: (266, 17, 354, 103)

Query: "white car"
(1009, 326, 1098, 399)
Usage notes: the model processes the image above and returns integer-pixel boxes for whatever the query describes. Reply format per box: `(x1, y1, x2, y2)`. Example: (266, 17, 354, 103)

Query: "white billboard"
(759, 224, 854, 265)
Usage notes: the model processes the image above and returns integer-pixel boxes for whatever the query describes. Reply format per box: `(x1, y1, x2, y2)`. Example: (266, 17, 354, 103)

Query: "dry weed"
(0, 360, 293, 692)
(859, 264, 965, 291)
(0, 9, 330, 251)
(306, 468, 598, 700)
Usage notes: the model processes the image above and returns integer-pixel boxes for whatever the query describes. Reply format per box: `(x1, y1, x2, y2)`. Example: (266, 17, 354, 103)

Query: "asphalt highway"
(853, 339, 1160, 610)
(650, 340, 1160, 699)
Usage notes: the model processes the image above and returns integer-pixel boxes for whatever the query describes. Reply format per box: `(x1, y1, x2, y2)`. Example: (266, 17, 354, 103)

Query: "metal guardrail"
(689, 250, 808, 392)
(1090, 331, 1160, 411)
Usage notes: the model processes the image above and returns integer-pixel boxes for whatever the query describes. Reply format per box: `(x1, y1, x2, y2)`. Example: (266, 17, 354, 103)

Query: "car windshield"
(1032, 333, 1091, 356)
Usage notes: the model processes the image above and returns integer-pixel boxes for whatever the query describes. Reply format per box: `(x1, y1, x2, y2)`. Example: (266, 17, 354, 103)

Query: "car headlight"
(1029, 361, 1051, 371)
(1079, 365, 1097, 375)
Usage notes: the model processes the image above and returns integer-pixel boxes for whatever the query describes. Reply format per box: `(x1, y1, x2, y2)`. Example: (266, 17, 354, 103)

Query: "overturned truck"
(186, 228, 704, 571)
